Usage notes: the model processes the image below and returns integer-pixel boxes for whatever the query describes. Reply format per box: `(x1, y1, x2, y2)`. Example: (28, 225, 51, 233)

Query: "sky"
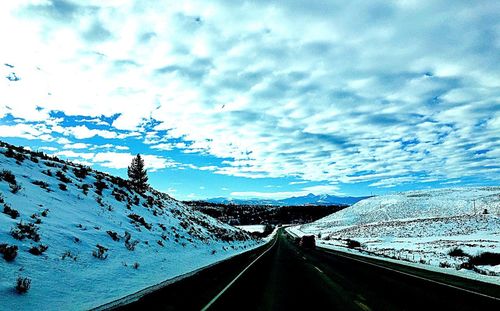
(0, 0, 499, 200)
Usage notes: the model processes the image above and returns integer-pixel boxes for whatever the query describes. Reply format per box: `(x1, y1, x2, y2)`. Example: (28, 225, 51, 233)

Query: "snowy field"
(236, 225, 266, 233)
(289, 187, 500, 283)
(0, 143, 262, 310)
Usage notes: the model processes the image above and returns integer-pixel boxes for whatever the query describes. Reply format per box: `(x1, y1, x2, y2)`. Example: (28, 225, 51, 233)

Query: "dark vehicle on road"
(299, 235, 316, 248)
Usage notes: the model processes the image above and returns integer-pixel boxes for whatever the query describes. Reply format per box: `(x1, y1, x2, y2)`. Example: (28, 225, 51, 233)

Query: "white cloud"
(63, 143, 88, 149)
(1, 0, 499, 189)
(0, 123, 44, 139)
(63, 125, 117, 139)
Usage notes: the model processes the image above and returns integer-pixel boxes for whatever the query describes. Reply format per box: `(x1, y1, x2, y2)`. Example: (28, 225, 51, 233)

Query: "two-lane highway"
(117, 229, 500, 310)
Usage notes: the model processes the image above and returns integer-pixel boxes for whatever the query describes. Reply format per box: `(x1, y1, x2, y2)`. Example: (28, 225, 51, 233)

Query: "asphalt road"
(116, 229, 500, 311)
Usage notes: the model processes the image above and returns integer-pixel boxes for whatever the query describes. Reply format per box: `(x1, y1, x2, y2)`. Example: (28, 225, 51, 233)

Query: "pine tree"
(127, 154, 149, 194)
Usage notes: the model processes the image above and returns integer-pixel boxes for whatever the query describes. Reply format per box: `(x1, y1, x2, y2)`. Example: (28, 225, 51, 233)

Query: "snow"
(289, 187, 500, 283)
(0, 144, 263, 310)
(236, 225, 266, 233)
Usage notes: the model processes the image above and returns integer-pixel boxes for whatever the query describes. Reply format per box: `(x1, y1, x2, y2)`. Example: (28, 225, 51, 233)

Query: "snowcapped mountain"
(292, 187, 500, 281)
(205, 193, 368, 206)
(0, 141, 261, 310)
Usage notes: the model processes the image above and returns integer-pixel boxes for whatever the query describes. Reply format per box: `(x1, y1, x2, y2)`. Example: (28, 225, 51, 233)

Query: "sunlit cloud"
(0, 0, 499, 199)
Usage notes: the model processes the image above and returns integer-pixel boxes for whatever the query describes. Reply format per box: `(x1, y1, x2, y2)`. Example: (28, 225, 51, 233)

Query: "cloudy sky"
(1, 0, 499, 200)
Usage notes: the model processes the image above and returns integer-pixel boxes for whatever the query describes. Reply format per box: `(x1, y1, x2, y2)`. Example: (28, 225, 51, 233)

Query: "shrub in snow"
(346, 239, 361, 249)
(42, 169, 53, 177)
(92, 244, 108, 260)
(9, 183, 22, 194)
(106, 230, 120, 242)
(41, 209, 49, 217)
(81, 184, 90, 195)
(4, 147, 15, 158)
(439, 262, 451, 268)
(30, 155, 39, 163)
(448, 247, 468, 257)
(32, 180, 50, 191)
(10, 222, 40, 242)
(112, 188, 128, 202)
(132, 195, 140, 205)
(459, 262, 474, 270)
(0, 169, 16, 184)
(3, 204, 20, 219)
(29, 244, 48, 256)
(128, 213, 152, 230)
(16, 277, 31, 294)
(61, 251, 77, 261)
(468, 252, 500, 266)
(124, 232, 139, 251)
(94, 179, 108, 196)
(56, 170, 72, 183)
(58, 183, 67, 191)
(0, 244, 18, 262)
(133, 262, 140, 269)
(73, 166, 90, 179)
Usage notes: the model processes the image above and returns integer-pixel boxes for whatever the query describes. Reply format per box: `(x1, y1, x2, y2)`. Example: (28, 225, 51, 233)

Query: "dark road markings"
(200, 236, 278, 311)
(320, 248, 500, 302)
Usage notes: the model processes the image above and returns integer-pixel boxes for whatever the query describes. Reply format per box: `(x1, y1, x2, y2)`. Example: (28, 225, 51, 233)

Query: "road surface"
(117, 229, 500, 310)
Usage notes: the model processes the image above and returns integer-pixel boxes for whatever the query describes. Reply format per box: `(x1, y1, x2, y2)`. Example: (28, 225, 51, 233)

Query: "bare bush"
(32, 180, 50, 191)
(346, 239, 361, 249)
(29, 244, 48, 256)
(16, 277, 31, 294)
(124, 231, 139, 251)
(448, 247, 468, 257)
(92, 244, 108, 260)
(3, 204, 20, 219)
(61, 251, 77, 261)
(0, 169, 16, 184)
(106, 230, 120, 242)
(0, 244, 18, 261)
(128, 213, 152, 230)
(11, 222, 40, 242)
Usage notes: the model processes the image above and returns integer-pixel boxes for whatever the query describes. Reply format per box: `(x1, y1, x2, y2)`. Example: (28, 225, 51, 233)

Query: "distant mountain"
(205, 193, 369, 206)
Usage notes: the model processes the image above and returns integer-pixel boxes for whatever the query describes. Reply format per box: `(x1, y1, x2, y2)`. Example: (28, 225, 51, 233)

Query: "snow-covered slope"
(293, 187, 500, 281)
(0, 141, 261, 310)
(307, 187, 499, 229)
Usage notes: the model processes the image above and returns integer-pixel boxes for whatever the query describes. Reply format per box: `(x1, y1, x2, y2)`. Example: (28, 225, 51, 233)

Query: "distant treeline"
(183, 201, 348, 225)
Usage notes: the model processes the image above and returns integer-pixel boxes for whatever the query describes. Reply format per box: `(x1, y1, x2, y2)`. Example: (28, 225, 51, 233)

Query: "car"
(299, 235, 316, 248)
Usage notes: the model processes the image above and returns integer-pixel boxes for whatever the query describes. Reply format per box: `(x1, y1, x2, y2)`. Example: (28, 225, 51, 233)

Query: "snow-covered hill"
(292, 187, 500, 281)
(0, 141, 261, 310)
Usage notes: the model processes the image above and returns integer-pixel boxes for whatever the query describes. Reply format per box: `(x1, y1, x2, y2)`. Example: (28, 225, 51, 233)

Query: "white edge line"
(320, 248, 500, 302)
(91, 234, 277, 311)
(200, 235, 279, 311)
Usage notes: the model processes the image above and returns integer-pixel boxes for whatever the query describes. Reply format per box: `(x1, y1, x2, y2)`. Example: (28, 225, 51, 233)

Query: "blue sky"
(0, 0, 499, 200)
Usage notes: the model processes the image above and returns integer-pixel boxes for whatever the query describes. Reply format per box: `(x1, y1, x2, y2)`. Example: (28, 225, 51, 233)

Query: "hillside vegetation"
(0, 141, 260, 310)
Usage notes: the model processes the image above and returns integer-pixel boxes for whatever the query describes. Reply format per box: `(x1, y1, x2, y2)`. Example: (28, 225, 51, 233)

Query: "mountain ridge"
(204, 193, 369, 206)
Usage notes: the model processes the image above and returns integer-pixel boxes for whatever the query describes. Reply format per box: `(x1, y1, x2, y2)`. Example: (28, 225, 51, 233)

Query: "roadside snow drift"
(292, 187, 500, 281)
(0, 141, 261, 310)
